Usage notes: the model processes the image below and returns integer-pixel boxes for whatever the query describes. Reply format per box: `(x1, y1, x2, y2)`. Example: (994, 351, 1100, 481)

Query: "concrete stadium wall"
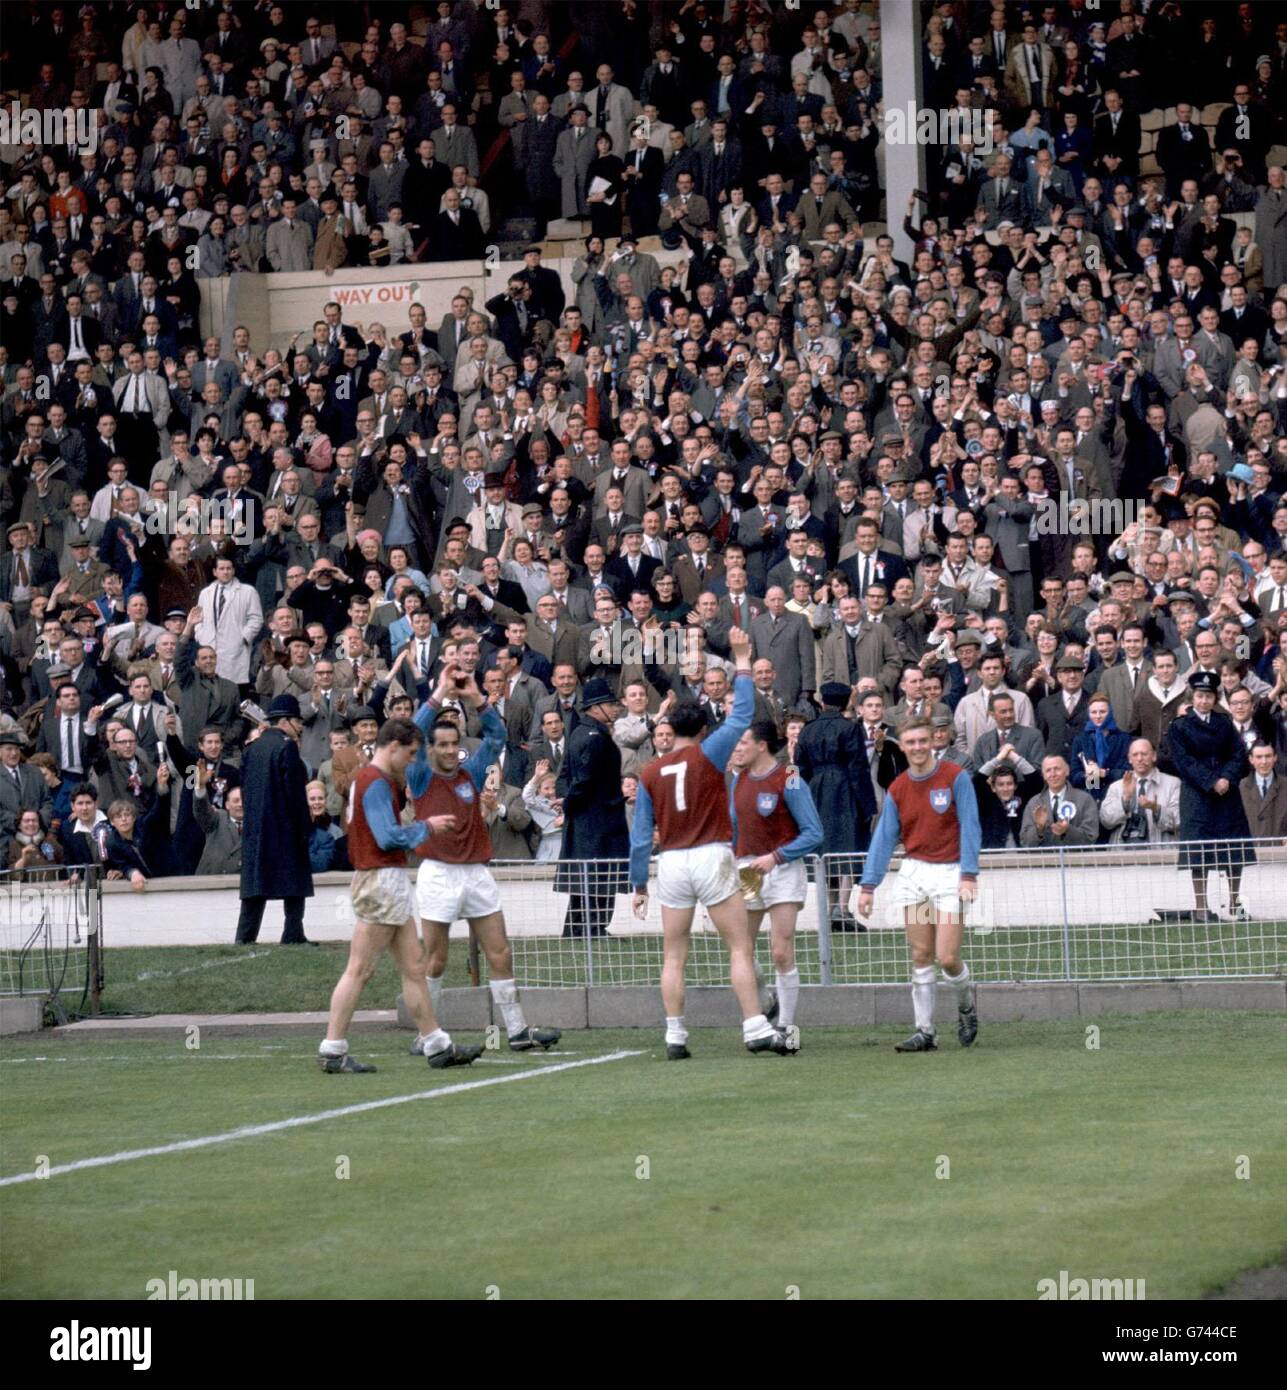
(211, 261, 489, 348)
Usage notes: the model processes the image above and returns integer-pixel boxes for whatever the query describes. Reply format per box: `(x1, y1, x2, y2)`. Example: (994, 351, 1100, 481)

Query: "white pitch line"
(0, 1050, 643, 1188)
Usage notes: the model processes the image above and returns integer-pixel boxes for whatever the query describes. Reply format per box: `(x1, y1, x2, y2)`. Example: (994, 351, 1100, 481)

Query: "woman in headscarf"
(1069, 693, 1131, 840)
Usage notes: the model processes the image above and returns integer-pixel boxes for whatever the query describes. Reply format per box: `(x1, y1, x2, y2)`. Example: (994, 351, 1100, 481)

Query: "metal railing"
(486, 841, 1287, 988)
(0, 867, 103, 1016)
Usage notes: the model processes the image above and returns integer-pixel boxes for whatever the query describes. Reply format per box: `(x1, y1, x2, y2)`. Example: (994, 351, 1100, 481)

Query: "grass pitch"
(2, 1014, 1284, 1300)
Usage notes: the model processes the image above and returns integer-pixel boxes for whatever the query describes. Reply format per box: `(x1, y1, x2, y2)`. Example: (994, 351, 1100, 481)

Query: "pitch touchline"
(0, 1050, 643, 1187)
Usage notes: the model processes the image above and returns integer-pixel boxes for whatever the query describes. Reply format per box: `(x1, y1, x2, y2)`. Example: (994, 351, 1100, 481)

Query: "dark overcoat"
(1167, 710, 1256, 870)
(794, 710, 878, 855)
(239, 727, 315, 899)
(555, 717, 629, 894)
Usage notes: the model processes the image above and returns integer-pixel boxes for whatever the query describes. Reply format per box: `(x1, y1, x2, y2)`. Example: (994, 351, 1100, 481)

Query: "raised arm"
(361, 775, 428, 852)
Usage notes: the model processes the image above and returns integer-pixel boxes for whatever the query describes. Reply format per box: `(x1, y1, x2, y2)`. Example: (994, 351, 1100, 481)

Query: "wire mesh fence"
(483, 842, 1287, 988)
(0, 868, 103, 1015)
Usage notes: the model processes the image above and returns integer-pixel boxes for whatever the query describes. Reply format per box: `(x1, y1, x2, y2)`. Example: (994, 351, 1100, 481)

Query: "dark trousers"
(562, 892, 615, 938)
(237, 895, 307, 943)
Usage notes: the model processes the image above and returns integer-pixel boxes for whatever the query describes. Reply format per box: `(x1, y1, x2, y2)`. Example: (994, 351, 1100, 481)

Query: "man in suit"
(435, 105, 480, 181)
(2, 521, 60, 616)
(797, 171, 860, 241)
(1241, 743, 1287, 838)
(671, 527, 724, 605)
(964, 694, 1047, 800)
(265, 199, 315, 272)
(750, 587, 815, 707)
(431, 189, 485, 260)
(1019, 755, 1100, 846)
(840, 519, 909, 600)
(544, 559, 592, 625)
(1156, 103, 1213, 199)
(1092, 89, 1142, 181)
(587, 64, 635, 161)
(33, 631, 104, 705)
(297, 659, 352, 772)
(36, 682, 100, 783)
(820, 594, 902, 697)
(622, 130, 666, 239)
(977, 155, 1024, 230)
(482, 763, 534, 858)
(1037, 655, 1092, 758)
(192, 774, 245, 875)
(717, 567, 764, 633)
(658, 171, 711, 252)
(0, 732, 54, 842)
(1023, 149, 1075, 227)
(527, 663, 583, 740)
(528, 708, 571, 776)
(1100, 738, 1182, 843)
(526, 594, 581, 675)
(984, 479, 1035, 620)
(605, 525, 660, 603)
(1004, 22, 1055, 108)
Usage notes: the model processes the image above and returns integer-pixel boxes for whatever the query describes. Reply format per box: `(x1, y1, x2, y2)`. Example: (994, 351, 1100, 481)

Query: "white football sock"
(742, 1011, 775, 1041)
(911, 966, 937, 1033)
(318, 1038, 347, 1057)
(422, 1028, 452, 1056)
(490, 977, 526, 1037)
(944, 962, 972, 1009)
(775, 968, 800, 1028)
(753, 956, 771, 1009)
(665, 1015, 688, 1045)
(426, 974, 444, 1013)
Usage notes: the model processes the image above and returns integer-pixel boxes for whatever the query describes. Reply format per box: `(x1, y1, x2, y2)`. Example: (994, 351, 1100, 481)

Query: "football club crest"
(930, 788, 951, 813)
(455, 782, 475, 803)
(756, 792, 779, 815)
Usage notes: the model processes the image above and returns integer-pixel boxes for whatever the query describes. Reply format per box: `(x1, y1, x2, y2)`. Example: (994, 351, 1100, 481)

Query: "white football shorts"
(737, 855, 807, 911)
(885, 858, 963, 916)
(656, 844, 740, 910)
(415, 860, 502, 923)
(349, 867, 416, 927)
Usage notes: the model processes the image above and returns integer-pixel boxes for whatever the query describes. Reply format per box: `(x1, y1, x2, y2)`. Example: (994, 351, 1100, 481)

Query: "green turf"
(2, 1014, 1284, 1299)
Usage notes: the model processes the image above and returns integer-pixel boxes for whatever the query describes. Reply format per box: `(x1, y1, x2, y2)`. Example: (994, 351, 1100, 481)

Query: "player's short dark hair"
(376, 718, 422, 749)
(430, 714, 461, 740)
(669, 701, 708, 738)
(748, 718, 780, 751)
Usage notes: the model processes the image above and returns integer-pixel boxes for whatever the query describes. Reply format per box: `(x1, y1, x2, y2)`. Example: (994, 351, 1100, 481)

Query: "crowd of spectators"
(1, 1, 1286, 898)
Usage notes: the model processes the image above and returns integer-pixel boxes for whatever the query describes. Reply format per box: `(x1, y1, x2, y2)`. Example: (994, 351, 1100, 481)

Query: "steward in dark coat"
(236, 700, 314, 944)
(1167, 685, 1255, 875)
(794, 700, 878, 855)
(555, 679, 629, 936)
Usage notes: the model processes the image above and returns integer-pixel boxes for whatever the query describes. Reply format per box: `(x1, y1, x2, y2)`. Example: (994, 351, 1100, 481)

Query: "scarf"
(1091, 708, 1121, 769)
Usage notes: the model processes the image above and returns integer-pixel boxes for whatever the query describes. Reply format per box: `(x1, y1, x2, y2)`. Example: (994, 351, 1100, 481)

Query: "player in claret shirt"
(857, 716, 982, 1053)
(318, 718, 480, 1074)
(409, 663, 562, 1055)
(730, 721, 824, 1049)
(630, 627, 792, 1060)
